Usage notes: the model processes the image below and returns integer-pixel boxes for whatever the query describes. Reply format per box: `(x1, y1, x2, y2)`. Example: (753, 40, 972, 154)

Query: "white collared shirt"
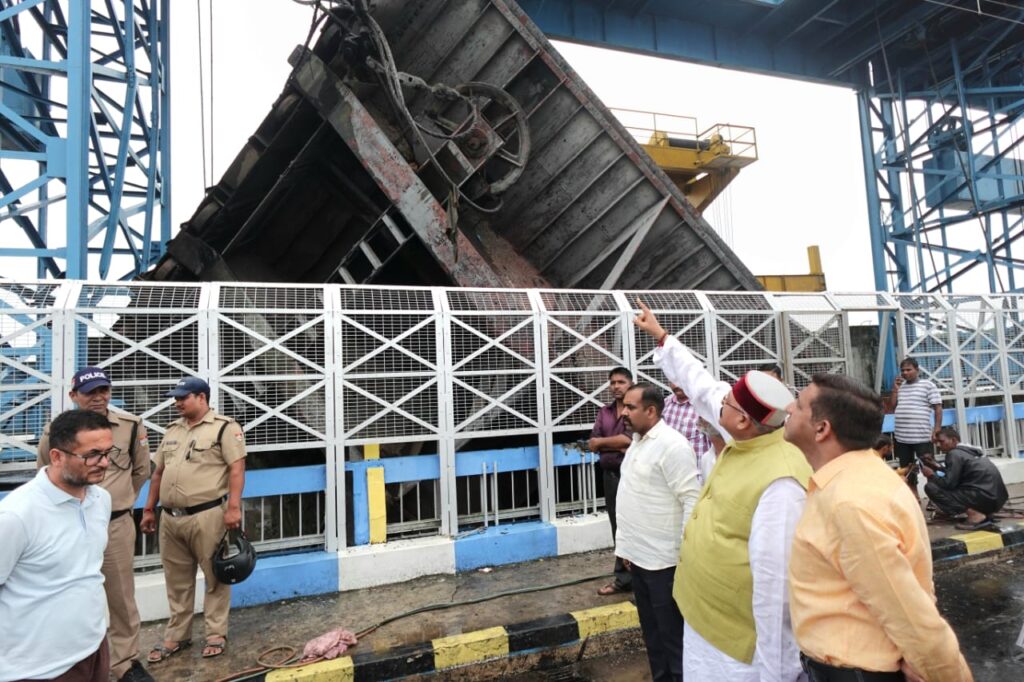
(614, 419, 702, 570)
(0, 468, 111, 680)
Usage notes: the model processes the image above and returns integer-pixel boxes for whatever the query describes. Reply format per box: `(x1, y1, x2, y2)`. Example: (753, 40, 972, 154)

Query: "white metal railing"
(4, 282, 1024, 553)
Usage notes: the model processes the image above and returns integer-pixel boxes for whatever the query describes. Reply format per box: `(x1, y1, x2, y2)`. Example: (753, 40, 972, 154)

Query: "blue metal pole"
(858, 90, 889, 293)
(949, 39, 998, 292)
(159, 0, 172, 252)
(858, 88, 899, 388)
(65, 0, 91, 280)
(98, 1, 138, 278)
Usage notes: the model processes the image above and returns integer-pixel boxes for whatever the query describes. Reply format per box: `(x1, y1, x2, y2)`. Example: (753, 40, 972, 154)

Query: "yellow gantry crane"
(615, 109, 826, 292)
(613, 109, 758, 214)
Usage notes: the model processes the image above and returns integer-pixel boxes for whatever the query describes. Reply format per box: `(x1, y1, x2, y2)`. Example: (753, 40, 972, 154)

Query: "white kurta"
(615, 420, 702, 570)
(655, 335, 807, 681)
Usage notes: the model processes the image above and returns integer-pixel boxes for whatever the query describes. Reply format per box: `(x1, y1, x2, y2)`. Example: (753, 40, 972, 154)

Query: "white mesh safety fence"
(4, 282, 1024, 553)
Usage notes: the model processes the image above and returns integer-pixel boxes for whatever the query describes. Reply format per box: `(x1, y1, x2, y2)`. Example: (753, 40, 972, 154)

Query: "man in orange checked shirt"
(784, 373, 972, 682)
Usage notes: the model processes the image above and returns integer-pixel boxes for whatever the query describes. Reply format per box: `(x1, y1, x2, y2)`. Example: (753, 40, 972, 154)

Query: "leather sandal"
(147, 640, 191, 663)
(202, 637, 227, 658)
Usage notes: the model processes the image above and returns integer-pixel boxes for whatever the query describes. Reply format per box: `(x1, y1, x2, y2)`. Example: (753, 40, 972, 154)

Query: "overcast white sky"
(165, 0, 874, 291)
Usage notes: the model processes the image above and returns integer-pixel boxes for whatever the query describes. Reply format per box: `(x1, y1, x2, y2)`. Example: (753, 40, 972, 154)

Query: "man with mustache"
(590, 366, 635, 596)
(785, 374, 972, 681)
(634, 300, 810, 681)
(615, 383, 701, 681)
(36, 367, 154, 682)
(141, 377, 247, 663)
(2, 410, 115, 681)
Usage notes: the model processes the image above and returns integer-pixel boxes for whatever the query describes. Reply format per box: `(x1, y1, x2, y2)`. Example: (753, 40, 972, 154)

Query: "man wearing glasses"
(140, 377, 247, 663)
(37, 367, 153, 682)
(2, 410, 115, 681)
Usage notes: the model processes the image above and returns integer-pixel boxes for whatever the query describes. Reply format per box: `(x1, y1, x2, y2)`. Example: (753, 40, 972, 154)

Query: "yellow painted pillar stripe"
(367, 467, 387, 544)
(266, 655, 354, 682)
(364, 443, 386, 544)
(433, 626, 509, 670)
(950, 530, 1004, 554)
(570, 601, 639, 640)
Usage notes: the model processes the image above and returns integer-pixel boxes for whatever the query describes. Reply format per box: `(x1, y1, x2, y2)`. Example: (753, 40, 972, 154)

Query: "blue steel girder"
(0, 0, 170, 281)
(859, 31, 1024, 295)
(518, 0, 1020, 89)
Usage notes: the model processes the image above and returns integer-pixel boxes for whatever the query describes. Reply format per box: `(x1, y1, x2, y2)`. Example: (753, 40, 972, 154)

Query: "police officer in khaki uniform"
(140, 377, 246, 663)
(36, 367, 155, 682)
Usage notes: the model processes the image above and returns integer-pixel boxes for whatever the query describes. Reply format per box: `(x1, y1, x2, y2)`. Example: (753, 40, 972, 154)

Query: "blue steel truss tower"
(0, 0, 170, 280)
(858, 29, 1024, 294)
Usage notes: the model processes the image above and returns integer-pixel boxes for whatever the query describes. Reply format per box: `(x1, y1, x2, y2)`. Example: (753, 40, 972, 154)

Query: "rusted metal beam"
(288, 47, 513, 289)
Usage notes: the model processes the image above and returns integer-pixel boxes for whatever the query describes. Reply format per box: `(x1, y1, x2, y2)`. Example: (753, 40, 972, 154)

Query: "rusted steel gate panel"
(144, 0, 759, 292)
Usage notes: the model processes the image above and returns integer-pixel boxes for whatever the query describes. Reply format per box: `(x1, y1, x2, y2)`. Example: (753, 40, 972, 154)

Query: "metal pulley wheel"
(432, 81, 531, 196)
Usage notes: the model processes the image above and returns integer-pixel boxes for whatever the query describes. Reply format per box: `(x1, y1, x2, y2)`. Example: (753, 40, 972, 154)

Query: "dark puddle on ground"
(935, 555, 1024, 681)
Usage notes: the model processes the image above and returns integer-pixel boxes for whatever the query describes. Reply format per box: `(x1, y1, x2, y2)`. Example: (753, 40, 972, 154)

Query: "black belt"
(110, 509, 132, 520)
(800, 653, 904, 682)
(164, 496, 226, 518)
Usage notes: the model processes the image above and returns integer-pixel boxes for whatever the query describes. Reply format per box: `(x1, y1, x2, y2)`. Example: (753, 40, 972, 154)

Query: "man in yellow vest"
(634, 300, 811, 681)
(785, 373, 972, 681)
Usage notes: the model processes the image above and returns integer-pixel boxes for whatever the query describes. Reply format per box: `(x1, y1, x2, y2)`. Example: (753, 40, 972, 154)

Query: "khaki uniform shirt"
(37, 410, 151, 512)
(153, 409, 246, 509)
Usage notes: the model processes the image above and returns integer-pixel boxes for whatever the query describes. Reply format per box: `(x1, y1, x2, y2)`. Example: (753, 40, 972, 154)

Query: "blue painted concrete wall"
(454, 521, 558, 571)
(230, 551, 338, 607)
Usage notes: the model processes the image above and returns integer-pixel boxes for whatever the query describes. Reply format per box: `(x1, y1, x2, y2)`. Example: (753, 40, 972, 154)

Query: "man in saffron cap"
(634, 300, 811, 681)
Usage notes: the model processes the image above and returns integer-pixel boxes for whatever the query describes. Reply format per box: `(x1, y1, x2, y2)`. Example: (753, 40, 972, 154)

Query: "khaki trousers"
(103, 513, 142, 678)
(159, 505, 231, 642)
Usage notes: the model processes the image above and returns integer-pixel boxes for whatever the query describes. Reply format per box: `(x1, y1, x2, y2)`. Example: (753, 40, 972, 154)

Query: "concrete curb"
(254, 602, 639, 681)
(931, 521, 1024, 562)
(252, 524, 1024, 681)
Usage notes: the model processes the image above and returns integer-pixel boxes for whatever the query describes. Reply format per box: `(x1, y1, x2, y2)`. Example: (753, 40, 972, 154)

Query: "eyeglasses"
(721, 400, 748, 418)
(56, 446, 120, 466)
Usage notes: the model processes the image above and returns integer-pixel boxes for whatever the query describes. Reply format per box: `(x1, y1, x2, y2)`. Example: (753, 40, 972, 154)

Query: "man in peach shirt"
(784, 373, 972, 682)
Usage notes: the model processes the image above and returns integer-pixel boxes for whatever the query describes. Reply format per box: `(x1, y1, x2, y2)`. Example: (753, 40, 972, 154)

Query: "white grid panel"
(773, 294, 847, 390)
(705, 292, 781, 383)
(337, 287, 441, 444)
(8, 282, 1024, 548)
(0, 283, 64, 464)
(894, 294, 957, 395)
(831, 292, 897, 310)
(625, 291, 706, 390)
(537, 290, 628, 431)
(214, 285, 331, 450)
(1000, 296, 1024, 391)
(68, 283, 204, 450)
(944, 295, 1003, 396)
(446, 289, 541, 436)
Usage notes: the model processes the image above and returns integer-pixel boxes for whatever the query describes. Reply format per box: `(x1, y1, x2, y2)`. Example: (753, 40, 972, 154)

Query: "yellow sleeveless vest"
(673, 428, 811, 663)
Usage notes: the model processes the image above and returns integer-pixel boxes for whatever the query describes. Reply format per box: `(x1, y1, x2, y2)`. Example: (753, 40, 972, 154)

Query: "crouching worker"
(924, 427, 1008, 531)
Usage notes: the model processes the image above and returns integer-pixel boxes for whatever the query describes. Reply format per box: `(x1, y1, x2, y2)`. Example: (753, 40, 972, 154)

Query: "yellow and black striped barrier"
(931, 521, 1024, 561)
(259, 602, 639, 681)
(256, 523, 1024, 681)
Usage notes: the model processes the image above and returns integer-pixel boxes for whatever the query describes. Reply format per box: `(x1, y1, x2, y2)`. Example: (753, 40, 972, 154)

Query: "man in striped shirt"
(892, 357, 943, 490)
(661, 383, 713, 483)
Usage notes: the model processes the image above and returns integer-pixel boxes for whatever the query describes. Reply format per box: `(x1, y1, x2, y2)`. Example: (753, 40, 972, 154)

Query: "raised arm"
(634, 299, 731, 440)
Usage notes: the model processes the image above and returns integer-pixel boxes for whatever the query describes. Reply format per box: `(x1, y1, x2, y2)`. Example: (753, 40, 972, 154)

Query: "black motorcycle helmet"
(212, 530, 257, 584)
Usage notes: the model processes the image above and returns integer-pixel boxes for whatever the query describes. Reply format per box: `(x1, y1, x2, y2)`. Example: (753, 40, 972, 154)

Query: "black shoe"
(119, 660, 155, 682)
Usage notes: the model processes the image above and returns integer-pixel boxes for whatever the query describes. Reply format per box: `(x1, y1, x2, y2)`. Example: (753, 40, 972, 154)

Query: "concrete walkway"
(138, 482, 1024, 682)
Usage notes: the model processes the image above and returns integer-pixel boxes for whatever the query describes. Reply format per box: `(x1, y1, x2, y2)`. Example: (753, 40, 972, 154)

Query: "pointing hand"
(633, 298, 667, 341)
